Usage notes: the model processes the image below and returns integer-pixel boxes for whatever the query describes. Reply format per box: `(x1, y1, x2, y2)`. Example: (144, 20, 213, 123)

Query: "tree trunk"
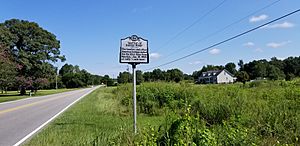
(20, 86, 26, 95)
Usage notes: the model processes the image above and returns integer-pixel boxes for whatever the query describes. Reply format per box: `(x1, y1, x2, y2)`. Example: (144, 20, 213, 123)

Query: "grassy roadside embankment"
(26, 79, 300, 145)
(0, 88, 78, 103)
(25, 87, 164, 145)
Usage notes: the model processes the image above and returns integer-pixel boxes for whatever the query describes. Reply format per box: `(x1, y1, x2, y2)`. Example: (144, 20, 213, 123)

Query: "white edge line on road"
(13, 86, 101, 146)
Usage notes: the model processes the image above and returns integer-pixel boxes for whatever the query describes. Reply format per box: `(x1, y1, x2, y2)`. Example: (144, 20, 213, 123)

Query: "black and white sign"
(120, 35, 149, 64)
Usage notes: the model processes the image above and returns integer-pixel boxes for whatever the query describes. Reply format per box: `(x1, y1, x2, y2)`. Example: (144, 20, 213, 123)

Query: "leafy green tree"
(270, 57, 284, 70)
(59, 64, 78, 76)
(0, 24, 17, 92)
(1, 19, 105, 90)
(143, 72, 151, 82)
(79, 69, 92, 85)
(3, 19, 65, 63)
(33, 78, 50, 90)
(1, 19, 65, 94)
(32, 62, 57, 83)
(49, 75, 64, 89)
(192, 70, 202, 81)
(183, 73, 193, 80)
(162, 70, 171, 81)
(61, 73, 85, 88)
(59, 64, 98, 88)
(286, 73, 295, 81)
(236, 71, 249, 84)
(253, 60, 268, 78)
(283, 56, 300, 80)
(201, 65, 224, 72)
(225, 62, 237, 75)
(238, 60, 244, 71)
(167, 68, 184, 83)
(102, 75, 114, 86)
(151, 69, 164, 81)
(90, 75, 102, 85)
(117, 71, 131, 84)
(244, 59, 268, 80)
(0, 45, 17, 92)
(136, 70, 144, 85)
(267, 65, 285, 80)
(16, 76, 33, 95)
(0, 24, 16, 47)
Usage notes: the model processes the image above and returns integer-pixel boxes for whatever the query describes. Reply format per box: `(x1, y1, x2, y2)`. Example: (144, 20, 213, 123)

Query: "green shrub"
(135, 105, 217, 146)
(114, 81, 300, 145)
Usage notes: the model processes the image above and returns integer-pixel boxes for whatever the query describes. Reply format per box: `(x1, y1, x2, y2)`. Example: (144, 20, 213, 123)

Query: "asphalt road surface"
(0, 86, 99, 146)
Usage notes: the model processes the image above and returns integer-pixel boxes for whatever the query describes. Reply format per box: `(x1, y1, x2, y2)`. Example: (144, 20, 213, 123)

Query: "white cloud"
(249, 14, 268, 23)
(209, 48, 220, 55)
(265, 21, 295, 29)
(277, 57, 285, 60)
(276, 55, 294, 60)
(150, 53, 161, 59)
(243, 42, 255, 47)
(189, 61, 202, 65)
(266, 41, 291, 48)
(254, 48, 263, 53)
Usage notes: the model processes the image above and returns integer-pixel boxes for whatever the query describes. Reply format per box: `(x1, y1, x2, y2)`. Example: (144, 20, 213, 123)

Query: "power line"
(160, 0, 282, 61)
(144, 8, 300, 71)
(152, 0, 227, 52)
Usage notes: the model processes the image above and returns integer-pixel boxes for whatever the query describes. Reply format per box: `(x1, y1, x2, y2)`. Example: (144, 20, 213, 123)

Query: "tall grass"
(26, 80, 300, 145)
(114, 80, 300, 145)
(26, 87, 164, 145)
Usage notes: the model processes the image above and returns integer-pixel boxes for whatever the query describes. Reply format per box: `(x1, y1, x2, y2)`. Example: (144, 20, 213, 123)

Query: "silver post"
(55, 73, 58, 90)
(132, 63, 137, 134)
(56, 64, 58, 90)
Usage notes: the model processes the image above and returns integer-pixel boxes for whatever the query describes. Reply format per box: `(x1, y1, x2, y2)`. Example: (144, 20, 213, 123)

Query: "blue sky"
(1, 0, 299, 77)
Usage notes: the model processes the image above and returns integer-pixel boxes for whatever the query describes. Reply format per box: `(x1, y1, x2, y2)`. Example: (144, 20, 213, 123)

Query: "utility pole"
(55, 63, 59, 90)
(55, 73, 58, 90)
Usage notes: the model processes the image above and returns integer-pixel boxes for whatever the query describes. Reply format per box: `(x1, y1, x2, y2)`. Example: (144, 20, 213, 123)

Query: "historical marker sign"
(119, 35, 149, 134)
(120, 35, 149, 64)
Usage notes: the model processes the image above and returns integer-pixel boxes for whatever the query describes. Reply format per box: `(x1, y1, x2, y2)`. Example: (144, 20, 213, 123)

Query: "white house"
(198, 69, 236, 84)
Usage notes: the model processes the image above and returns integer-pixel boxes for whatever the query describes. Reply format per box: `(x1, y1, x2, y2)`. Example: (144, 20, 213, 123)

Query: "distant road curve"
(0, 86, 101, 146)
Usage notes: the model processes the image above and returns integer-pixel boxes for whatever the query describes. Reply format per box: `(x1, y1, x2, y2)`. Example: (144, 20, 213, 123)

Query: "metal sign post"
(119, 35, 149, 134)
(131, 63, 137, 134)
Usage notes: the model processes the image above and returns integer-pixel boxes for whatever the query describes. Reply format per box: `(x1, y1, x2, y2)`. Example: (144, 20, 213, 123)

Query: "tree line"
(117, 68, 193, 84)
(2, 19, 299, 93)
(59, 64, 115, 88)
(117, 56, 300, 84)
(0, 19, 109, 95)
(193, 57, 300, 83)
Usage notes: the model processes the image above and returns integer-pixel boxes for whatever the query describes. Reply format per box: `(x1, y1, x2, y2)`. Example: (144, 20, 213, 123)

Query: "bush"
(113, 81, 300, 145)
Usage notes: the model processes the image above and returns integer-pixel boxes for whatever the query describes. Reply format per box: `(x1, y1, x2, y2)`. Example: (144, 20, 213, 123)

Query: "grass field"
(25, 87, 164, 145)
(0, 88, 78, 103)
(26, 79, 300, 145)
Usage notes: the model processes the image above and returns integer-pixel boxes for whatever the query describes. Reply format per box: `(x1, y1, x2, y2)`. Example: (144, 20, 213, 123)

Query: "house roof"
(200, 70, 222, 77)
(200, 69, 235, 77)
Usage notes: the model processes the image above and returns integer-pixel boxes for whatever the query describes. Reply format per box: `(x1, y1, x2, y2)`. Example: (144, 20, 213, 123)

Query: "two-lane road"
(0, 86, 99, 146)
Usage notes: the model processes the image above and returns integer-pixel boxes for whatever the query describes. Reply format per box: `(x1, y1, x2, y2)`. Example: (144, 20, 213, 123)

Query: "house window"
(226, 77, 228, 80)
(224, 72, 226, 75)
